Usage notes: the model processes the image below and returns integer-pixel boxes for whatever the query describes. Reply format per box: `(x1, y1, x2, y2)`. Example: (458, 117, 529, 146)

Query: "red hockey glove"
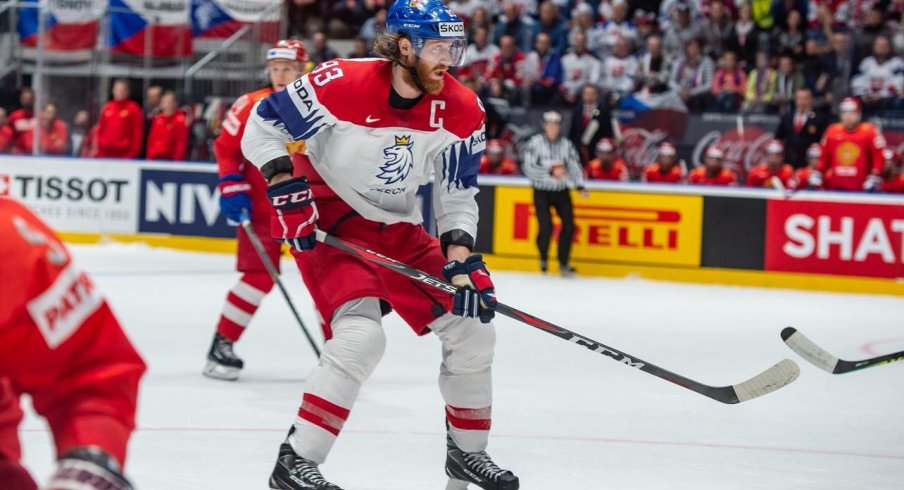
(267, 177, 319, 251)
(442, 254, 497, 324)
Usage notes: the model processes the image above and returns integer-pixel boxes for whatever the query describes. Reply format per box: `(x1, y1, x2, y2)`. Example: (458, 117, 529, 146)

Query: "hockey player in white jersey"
(241, 1, 519, 489)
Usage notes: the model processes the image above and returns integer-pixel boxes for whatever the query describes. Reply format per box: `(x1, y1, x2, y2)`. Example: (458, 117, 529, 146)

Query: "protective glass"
(413, 37, 467, 67)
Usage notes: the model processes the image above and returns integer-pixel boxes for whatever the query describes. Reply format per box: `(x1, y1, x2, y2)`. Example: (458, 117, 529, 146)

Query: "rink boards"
(2, 155, 903, 296)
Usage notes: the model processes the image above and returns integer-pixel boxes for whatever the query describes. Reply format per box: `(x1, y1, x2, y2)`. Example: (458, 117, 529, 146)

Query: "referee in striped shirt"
(520, 110, 587, 276)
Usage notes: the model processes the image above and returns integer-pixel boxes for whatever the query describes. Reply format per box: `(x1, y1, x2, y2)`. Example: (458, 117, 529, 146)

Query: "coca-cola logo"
(692, 127, 772, 178)
(621, 127, 669, 175)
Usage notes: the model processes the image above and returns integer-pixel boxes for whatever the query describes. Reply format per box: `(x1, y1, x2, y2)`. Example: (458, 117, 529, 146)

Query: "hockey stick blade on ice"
(315, 230, 799, 404)
(781, 327, 904, 374)
(240, 211, 321, 357)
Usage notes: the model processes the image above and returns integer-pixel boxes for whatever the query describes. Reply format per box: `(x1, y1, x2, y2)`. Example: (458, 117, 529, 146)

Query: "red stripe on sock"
(216, 318, 245, 342)
(298, 408, 341, 436)
(297, 394, 351, 436)
(226, 292, 257, 313)
(303, 394, 351, 419)
(446, 406, 492, 431)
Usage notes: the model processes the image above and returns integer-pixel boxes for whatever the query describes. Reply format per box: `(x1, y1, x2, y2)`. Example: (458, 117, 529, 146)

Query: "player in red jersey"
(479, 139, 520, 175)
(812, 97, 886, 191)
(0, 197, 145, 490)
(643, 142, 685, 183)
(791, 144, 824, 190)
(689, 146, 738, 186)
(585, 138, 629, 180)
(880, 149, 904, 193)
(240, 1, 518, 488)
(747, 139, 794, 188)
(203, 39, 309, 381)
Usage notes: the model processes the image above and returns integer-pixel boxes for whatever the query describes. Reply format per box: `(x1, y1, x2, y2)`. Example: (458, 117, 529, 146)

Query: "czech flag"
(109, 0, 192, 57)
(191, 0, 281, 43)
(18, 0, 104, 51)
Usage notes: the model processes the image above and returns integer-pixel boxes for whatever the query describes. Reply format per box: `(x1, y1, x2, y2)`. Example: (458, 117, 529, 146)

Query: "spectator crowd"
(1, 0, 903, 192)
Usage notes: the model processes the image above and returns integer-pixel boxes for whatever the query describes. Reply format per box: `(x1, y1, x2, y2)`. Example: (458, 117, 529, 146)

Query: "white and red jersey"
(243, 58, 486, 240)
(599, 54, 638, 94)
(851, 56, 904, 99)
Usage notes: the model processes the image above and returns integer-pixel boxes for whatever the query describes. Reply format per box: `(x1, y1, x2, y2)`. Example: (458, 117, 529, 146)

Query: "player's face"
(543, 122, 561, 140)
(268, 60, 304, 92)
(767, 153, 782, 167)
(660, 155, 675, 168)
(808, 156, 820, 168)
(840, 110, 860, 129)
(705, 157, 721, 169)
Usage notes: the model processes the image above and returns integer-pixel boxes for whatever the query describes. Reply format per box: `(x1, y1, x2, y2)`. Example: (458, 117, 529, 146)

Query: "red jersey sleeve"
(215, 91, 269, 177)
(0, 197, 145, 464)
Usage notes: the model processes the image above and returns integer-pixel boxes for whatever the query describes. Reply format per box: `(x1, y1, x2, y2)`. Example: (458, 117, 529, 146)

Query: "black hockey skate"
(202, 333, 244, 381)
(445, 432, 519, 490)
(269, 428, 343, 490)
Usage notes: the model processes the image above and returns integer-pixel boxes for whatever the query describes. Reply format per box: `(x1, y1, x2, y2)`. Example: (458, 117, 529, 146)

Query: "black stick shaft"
(241, 218, 321, 357)
(314, 230, 760, 404)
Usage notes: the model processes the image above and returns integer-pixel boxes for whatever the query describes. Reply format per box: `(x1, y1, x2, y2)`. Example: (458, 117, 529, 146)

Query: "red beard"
(402, 59, 447, 95)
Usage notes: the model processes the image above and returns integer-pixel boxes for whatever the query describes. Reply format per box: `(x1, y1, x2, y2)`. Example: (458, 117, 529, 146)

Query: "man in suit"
(774, 88, 831, 169)
(569, 83, 614, 164)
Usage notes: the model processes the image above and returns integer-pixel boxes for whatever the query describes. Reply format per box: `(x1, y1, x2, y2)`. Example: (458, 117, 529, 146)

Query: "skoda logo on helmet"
(438, 22, 464, 37)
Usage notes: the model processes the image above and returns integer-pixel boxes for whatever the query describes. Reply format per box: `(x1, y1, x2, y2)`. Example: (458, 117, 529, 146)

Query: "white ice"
(18, 244, 904, 489)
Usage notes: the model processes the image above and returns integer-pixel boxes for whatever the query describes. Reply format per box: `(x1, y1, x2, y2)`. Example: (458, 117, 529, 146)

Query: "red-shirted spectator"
(8, 88, 35, 155)
(747, 139, 794, 188)
(145, 91, 190, 161)
(585, 138, 629, 181)
(0, 108, 12, 153)
(480, 139, 520, 175)
(791, 144, 824, 190)
(34, 103, 69, 155)
(689, 146, 739, 186)
(486, 35, 526, 91)
(880, 149, 904, 193)
(96, 79, 144, 159)
(813, 97, 886, 191)
(643, 142, 685, 183)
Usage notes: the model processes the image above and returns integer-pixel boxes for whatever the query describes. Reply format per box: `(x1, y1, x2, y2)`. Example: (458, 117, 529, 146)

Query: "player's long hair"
(374, 33, 406, 65)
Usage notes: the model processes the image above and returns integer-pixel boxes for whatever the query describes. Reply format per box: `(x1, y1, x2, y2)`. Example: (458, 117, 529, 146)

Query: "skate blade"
(446, 478, 469, 490)
(203, 361, 240, 381)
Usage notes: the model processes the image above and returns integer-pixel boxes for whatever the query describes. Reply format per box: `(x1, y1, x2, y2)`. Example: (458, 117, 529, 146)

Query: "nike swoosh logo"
(366, 115, 380, 123)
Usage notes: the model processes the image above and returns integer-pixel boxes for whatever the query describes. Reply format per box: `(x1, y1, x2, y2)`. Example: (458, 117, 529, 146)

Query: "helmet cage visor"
(409, 35, 467, 67)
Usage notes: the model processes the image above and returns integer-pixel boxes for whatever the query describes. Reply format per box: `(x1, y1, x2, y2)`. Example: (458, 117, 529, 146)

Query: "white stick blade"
(733, 359, 800, 403)
(781, 328, 839, 373)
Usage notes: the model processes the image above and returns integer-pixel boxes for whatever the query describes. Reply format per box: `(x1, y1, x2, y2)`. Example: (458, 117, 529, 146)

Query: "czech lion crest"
(378, 135, 414, 185)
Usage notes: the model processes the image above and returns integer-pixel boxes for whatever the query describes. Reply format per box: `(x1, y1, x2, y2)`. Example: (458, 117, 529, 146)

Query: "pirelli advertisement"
(487, 187, 703, 268)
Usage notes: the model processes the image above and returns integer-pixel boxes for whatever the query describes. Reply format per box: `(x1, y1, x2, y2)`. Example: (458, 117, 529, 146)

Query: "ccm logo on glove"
(271, 189, 314, 207)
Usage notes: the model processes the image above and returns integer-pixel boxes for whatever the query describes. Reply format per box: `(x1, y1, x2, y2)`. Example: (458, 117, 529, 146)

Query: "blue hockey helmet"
(386, 0, 467, 67)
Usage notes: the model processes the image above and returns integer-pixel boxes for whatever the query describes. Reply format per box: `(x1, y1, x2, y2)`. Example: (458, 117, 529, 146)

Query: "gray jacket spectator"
(662, 4, 703, 60)
(495, 1, 535, 53)
(599, 37, 638, 98)
(669, 38, 714, 111)
(700, 0, 733, 59)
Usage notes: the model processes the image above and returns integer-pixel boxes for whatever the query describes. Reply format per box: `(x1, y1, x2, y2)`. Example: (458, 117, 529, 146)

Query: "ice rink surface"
(18, 244, 904, 489)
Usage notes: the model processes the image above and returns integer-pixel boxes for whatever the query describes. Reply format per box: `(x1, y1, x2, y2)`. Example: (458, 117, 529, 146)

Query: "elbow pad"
(440, 229, 475, 257)
(260, 155, 294, 182)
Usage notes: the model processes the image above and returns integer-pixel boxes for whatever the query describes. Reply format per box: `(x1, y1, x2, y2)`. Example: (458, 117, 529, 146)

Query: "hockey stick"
(781, 327, 904, 374)
(315, 230, 799, 404)
(240, 212, 321, 357)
